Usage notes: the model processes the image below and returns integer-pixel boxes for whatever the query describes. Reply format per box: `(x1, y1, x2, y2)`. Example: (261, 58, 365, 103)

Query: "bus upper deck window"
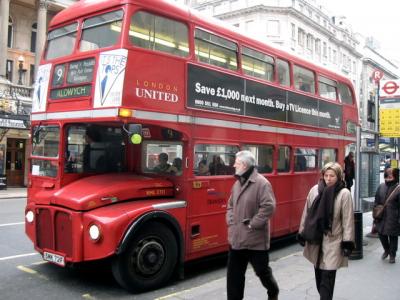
(45, 23, 78, 60)
(277, 59, 290, 86)
(194, 29, 238, 71)
(80, 10, 124, 52)
(130, 11, 189, 58)
(294, 65, 315, 94)
(338, 83, 353, 104)
(319, 76, 337, 100)
(241, 46, 274, 82)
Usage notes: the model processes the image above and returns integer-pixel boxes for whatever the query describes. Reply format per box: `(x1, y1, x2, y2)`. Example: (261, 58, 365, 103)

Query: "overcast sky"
(317, 0, 399, 60)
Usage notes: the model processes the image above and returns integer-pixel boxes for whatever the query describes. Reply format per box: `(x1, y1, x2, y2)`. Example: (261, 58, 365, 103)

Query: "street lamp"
(18, 55, 24, 85)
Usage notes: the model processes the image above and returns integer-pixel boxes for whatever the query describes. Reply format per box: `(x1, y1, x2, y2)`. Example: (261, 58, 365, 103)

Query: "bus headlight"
(25, 211, 34, 223)
(88, 224, 101, 242)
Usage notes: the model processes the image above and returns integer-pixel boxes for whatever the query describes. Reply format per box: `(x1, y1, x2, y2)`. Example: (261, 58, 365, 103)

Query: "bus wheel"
(112, 223, 178, 292)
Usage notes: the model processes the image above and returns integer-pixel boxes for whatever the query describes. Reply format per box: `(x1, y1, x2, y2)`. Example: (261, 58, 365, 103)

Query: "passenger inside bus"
(153, 152, 172, 173)
(296, 77, 311, 93)
(224, 155, 236, 175)
(209, 155, 225, 175)
(198, 160, 210, 176)
(295, 154, 307, 171)
(171, 157, 182, 176)
(258, 161, 273, 173)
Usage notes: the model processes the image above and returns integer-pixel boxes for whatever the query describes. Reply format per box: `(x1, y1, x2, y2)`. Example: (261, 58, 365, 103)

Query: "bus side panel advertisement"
(94, 49, 128, 108)
(187, 64, 342, 130)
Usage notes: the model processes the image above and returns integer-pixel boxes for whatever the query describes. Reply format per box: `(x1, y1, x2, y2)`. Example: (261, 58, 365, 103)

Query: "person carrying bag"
(374, 168, 400, 263)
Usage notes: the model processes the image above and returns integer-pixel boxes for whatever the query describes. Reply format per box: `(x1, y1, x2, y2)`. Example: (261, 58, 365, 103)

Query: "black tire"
(112, 222, 178, 292)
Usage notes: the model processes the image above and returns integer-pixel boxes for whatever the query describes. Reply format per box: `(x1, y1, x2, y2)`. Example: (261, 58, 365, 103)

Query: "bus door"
(186, 145, 238, 256)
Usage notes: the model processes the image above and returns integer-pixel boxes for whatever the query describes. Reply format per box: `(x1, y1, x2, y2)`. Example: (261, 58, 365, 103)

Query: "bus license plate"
(43, 251, 65, 266)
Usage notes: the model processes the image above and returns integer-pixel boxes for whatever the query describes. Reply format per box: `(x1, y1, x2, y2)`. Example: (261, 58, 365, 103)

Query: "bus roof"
(50, 0, 189, 27)
(50, 0, 354, 87)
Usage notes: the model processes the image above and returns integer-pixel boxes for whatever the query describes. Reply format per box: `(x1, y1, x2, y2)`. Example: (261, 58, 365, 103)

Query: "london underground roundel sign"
(380, 80, 400, 97)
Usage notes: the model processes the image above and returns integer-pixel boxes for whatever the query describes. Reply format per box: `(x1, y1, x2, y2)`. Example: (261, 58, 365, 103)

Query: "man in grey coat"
(226, 150, 279, 300)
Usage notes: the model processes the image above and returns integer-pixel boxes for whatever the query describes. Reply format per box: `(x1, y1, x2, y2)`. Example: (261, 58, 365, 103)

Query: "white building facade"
(0, 0, 76, 187)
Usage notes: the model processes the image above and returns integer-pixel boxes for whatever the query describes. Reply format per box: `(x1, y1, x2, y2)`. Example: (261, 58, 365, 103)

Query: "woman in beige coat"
(297, 162, 355, 300)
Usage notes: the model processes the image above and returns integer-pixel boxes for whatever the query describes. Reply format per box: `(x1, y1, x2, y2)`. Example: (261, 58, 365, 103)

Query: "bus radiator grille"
(36, 208, 73, 257)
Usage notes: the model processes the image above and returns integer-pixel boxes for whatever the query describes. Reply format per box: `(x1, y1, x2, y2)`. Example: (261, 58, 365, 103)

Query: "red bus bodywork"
(25, 0, 359, 292)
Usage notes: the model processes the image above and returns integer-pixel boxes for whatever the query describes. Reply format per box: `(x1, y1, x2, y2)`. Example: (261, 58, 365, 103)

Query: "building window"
(31, 23, 37, 53)
(245, 20, 255, 31)
(322, 42, 327, 57)
(267, 20, 280, 37)
(30, 64, 35, 86)
(306, 34, 313, 50)
(8, 17, 13, 48)
(291, 23, 296, 39)
(298, 28, 305, 46)
(328, 47, 331, 61)
(315, 39, 321, 55)
(333, 50, 337, 64)
(6, 60, 13, 82)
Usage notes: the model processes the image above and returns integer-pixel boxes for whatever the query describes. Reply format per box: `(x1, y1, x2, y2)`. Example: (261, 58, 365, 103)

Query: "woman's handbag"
(372, 205, 384, 220)
(373, 185, 400, 220)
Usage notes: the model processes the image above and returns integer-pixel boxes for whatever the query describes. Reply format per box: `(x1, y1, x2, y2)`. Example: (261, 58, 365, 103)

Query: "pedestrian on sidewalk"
(374, 167, 400, 264)
(226, 150, 279, 300)
(297, 162, 354, 300)
(343, 152, 355, 191)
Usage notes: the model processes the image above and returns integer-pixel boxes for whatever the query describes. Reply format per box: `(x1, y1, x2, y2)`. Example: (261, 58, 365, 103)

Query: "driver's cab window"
(143, 141, 183, 176)
(65, 124, 125, 173)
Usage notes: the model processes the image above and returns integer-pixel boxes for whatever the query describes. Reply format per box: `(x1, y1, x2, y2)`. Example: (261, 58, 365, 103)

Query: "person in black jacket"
(344, 152, 355, 191)
(374, 167, 400, 263)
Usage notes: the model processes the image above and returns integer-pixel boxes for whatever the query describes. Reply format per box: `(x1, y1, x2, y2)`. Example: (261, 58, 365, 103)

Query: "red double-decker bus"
(25, 0, 358, 292)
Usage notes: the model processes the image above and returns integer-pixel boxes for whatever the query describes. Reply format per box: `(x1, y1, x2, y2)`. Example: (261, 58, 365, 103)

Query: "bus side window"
(294, 148, 317, 172)
(129, 11, 189, 58)
(242, 144, 274, 173)
(319, 76, 337, 100)
(319, 148, 337, 168)
(142, 141, 183, 176)
(277, 59, 290, 86)
(277, 146, 290, 172)
(241, 46, 274, 82)
(194, 29, 238, 71)
(294, 65, 315, 93)
(194, 144, 239, 176)
(338, 82, 353, 104)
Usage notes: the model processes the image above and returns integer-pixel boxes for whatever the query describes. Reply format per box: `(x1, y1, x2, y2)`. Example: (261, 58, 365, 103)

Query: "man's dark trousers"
(227, 248, 279, 300)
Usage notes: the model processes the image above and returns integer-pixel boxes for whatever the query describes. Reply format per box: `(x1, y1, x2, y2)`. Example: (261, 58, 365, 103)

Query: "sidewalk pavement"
(0, 187, 27, 199)
(160, 212, 399, 300)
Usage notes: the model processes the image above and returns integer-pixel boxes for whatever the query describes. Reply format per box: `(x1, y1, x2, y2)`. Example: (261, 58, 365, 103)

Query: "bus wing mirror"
(126, 124, 143, 144)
